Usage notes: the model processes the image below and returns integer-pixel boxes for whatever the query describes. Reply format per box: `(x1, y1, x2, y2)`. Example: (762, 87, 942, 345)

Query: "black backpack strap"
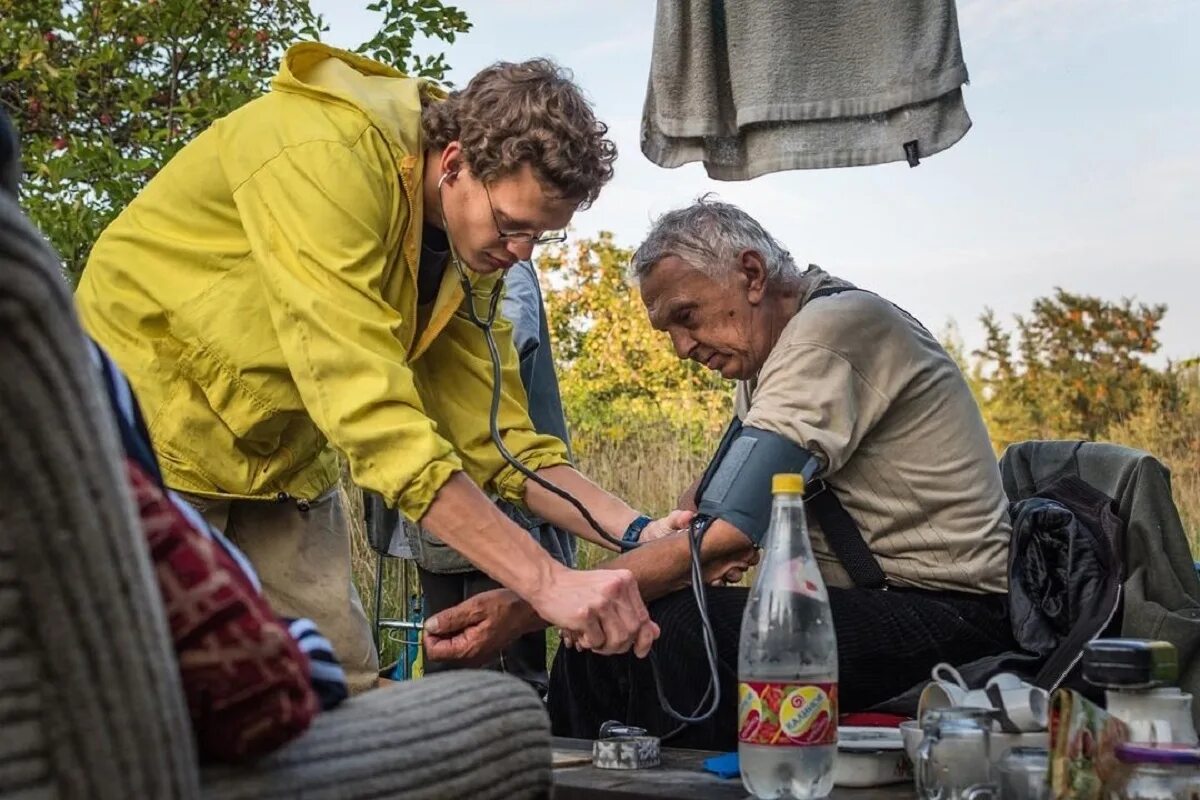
(801, 284, 889, 590)
(807, 283, 930, 334)
(805, 479, 888, 590)
(807, 286, 857, 301)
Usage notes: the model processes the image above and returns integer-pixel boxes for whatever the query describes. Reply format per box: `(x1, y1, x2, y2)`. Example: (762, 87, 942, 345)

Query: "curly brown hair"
(422, 59, 616, 210)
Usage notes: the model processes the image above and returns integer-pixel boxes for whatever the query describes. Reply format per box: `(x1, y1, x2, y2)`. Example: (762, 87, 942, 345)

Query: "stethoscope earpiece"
(436, 168, 504, 329)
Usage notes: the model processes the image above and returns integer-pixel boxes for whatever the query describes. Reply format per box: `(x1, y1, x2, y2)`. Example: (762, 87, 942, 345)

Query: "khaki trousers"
(181, 488, 380, 694)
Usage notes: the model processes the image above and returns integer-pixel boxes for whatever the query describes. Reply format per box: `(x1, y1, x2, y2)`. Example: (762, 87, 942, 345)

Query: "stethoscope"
(434, 168, 622, 547)
(438, 170, 506, 332)
(431, 168, 720, 730)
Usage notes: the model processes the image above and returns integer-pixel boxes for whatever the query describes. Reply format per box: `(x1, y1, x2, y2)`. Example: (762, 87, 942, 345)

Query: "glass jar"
(997, 746, 1050, 800)
(915, 707, 996, 800)
(1115, 743, 1200, 800)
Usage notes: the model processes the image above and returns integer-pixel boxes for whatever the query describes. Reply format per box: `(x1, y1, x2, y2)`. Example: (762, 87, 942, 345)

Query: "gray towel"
(642, 0, 972, 178)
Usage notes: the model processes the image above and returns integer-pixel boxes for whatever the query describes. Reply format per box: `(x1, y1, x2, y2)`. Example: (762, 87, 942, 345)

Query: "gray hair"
(629, 195, 802, 288)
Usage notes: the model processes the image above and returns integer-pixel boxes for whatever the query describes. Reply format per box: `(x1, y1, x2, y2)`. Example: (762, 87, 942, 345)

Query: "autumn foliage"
(0, 0, 469, 282)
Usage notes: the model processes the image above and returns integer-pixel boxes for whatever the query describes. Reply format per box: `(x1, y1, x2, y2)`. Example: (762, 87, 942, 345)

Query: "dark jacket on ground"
(873, 440, 1199, 728)
(1001, 440, 1200, 728)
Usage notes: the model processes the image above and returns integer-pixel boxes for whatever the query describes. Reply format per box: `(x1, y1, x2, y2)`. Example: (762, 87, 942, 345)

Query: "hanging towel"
(642, 0, 972, 178)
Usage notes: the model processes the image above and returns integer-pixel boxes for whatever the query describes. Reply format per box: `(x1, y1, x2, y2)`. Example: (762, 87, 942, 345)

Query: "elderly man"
(424, 198, 1015, 749)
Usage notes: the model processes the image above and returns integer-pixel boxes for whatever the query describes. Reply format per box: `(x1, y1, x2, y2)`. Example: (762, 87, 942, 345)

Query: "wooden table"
(552, 738, 914, 800)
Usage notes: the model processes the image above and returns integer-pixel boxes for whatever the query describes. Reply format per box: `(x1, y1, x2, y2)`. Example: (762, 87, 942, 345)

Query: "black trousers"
(418, 566, 550, 695)
(547, 585, 1016, 750)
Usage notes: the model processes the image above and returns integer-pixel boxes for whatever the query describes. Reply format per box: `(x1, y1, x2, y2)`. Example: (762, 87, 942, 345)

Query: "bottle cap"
(772, 473, 805, 494)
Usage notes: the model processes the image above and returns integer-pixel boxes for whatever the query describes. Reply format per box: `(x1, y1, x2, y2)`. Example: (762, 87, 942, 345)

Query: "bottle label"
(738, 681, 838, 746)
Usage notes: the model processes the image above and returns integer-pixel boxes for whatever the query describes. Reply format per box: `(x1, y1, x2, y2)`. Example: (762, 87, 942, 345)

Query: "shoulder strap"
(807, 286, 859, 302)
(805, 479, 887, 590)
(807, 284, 930, 334)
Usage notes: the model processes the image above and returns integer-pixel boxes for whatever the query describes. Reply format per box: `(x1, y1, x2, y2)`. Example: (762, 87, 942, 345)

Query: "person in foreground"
(424, 197, 1017, 749)
(74, 43, 680, 693)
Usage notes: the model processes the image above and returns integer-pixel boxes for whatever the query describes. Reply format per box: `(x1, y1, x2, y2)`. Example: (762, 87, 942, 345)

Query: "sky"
(308, 0, 1199, 364)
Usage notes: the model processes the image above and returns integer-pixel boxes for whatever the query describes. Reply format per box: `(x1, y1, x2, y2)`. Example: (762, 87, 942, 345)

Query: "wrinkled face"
(640, 254, 770, 380)
(437, 143, 576, 275)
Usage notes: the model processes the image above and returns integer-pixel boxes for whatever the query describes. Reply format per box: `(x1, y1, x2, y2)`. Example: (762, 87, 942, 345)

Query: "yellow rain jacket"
(75, 43, 569, 522)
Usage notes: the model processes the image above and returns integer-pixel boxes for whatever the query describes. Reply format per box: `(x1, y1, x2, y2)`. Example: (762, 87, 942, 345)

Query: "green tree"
(539, 233, 732, 452)
(939, 319, 988, 411)
(0, 0, 470, 282)
(974, 288, 1169, 445)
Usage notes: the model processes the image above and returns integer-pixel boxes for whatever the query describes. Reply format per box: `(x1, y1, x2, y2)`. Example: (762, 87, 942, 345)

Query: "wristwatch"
(621, 514, 653, 546)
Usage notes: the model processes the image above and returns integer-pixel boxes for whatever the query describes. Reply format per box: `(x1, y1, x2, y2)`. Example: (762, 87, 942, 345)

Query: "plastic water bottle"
(738, 473, 838, 799)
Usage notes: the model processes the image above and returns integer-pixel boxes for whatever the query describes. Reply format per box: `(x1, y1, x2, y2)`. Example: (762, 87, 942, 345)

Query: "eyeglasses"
(484, 184, 567, 246)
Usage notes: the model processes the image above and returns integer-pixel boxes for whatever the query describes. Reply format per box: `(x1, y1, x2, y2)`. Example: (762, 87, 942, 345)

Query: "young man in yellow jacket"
(75, 44, 685, 693)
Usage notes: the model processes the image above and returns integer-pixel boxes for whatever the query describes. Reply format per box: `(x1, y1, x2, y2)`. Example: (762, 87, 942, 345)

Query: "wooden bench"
(552, 738, 913, 799)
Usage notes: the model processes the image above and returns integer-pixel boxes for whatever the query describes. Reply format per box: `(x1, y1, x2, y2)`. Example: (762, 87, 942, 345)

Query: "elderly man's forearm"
(602, 521, 754, 602)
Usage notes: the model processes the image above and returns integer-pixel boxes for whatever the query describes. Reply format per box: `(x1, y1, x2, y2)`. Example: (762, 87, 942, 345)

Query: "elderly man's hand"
(424, 588, 540, 666)
(637, 509, 695, 543)
(705, 546, 761, 585)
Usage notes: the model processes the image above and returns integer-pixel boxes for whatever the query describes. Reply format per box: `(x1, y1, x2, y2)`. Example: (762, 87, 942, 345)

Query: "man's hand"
(424, 588, 538, 666)
(419, 473, 657, 657)
(426, 568, 662, 664)
(526, 564, 660, 657)
(638, 509, 695, 543)
(705, 546, 761, 585)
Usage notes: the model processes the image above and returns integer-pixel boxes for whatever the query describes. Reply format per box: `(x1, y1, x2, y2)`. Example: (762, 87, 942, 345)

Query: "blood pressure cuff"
(694, 418, 821, 546)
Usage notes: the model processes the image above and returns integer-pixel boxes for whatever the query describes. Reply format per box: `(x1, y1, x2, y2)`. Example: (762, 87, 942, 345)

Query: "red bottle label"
(738, 681, 838, 746)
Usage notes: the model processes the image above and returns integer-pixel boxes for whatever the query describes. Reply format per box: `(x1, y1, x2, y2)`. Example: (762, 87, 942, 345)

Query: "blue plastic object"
(387, 594, 424, 681)
(702, 751, 740, 779)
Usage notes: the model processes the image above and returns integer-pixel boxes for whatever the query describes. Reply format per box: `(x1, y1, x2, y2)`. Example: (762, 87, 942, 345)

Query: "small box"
(1082, 639, 1178, 690)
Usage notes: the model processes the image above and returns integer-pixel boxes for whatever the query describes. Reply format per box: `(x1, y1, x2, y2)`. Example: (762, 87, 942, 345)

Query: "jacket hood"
(272, 42, 446, 157)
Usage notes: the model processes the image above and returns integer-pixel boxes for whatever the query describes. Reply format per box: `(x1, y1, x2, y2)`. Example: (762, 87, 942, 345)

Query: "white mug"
(1106, 688, 1199, 745)
(920, 664, 971, 719)
(986, 684, 1050, 733)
